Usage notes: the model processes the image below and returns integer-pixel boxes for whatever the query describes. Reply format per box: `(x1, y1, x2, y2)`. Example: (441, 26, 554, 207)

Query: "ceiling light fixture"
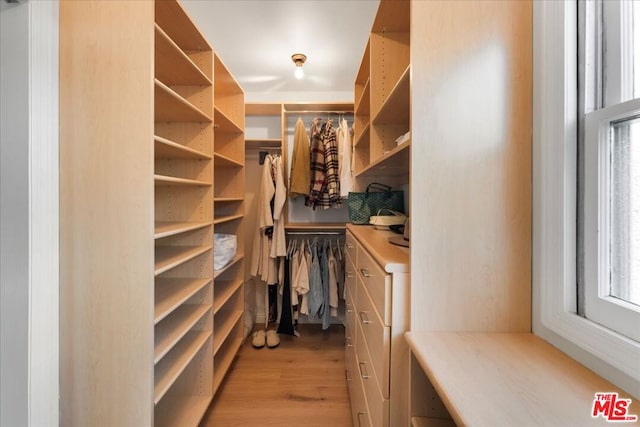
(291, 53, 307, 79)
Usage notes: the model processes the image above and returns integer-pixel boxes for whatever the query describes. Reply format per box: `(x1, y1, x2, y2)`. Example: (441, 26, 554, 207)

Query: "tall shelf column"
(154, 1, 215, 425)
(212, 54, 246, 395)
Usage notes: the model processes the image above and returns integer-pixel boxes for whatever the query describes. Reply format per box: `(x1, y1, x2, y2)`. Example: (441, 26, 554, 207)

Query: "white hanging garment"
(250, 155, 275, 280)
(339, 118, 354, 197)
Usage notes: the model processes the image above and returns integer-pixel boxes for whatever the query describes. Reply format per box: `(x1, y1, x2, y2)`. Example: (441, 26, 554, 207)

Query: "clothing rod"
(246, 146, 281, 150)
(285, 231, 345, 236)
(283, 110, 353, 115)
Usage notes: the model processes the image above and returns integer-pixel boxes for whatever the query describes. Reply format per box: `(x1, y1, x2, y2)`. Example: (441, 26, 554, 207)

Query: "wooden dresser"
(345, 224, 410, 427)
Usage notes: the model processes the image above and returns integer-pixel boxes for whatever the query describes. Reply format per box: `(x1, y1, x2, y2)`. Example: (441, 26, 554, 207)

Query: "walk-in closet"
(3, 0, 639, 426)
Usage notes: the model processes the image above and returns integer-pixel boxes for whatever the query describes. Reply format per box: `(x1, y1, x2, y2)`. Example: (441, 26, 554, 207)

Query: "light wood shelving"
(346, 2, 412, 426)
(213, 253, 244, 279)
(154, 174, 210, 187)
(356, 140, 410, 179)
(212, 320, 244, 394)
(60, 1, 244, 425)
(213, 309, 244, 355)
(155, 79, 212, 123)
(214, 152, 244, 168)
(155, 246, 212, 276)
(155, 221, 212, 239)
(155, 303, 212, 363)
(155, 396, 212, 427)
(154, 330, 212, 404)
(213, 279, 244, 314)
(213, 214, 244, 225)
(154, 24, 211, 86)
(353, 0, 411, 185)
(212, 50, 245, 405)
(155, 135, 212, 160)
(155, 278, 212, 323)
(214, 197, 244, 203)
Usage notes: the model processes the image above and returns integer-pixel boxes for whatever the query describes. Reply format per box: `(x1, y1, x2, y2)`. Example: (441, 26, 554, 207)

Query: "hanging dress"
(338, 118, 354, 197)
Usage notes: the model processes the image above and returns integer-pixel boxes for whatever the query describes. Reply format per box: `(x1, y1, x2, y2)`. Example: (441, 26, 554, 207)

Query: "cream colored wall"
(59, 1, 155, 424)
(410, 0, 532, 332)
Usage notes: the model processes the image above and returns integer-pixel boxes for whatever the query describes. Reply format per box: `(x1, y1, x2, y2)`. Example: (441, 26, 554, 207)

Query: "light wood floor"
(200, 324, 353, 427)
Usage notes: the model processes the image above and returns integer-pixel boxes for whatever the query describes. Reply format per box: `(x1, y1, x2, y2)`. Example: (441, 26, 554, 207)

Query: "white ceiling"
(181, 0, 380, 101)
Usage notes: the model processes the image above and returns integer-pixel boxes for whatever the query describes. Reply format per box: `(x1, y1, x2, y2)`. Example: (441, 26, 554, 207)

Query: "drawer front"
(344, 250, 357, 308)
(356, 276, 390, 397)
(347, 342, 372, 427)
(356, 244, 392, 325)
(345, 284, 356, 349)
(356, 321, 389, 427)
(345, 232, 357, 264)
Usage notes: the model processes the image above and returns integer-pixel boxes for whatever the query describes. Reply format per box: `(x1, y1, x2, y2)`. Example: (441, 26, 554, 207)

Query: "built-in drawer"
(345, 232, 357, 264)
(344, 250, 357, 307)
(345, 285, 356, 349)
(356, 275, 390, 397)
(356, 243, 392, 326)
(347, 340, 372, 427)
(356, 321, 389, 427)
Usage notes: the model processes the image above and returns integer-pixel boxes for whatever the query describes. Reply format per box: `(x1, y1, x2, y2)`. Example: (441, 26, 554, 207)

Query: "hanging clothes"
(289, 117, 311, 198)
(277, 256, 295, 336)
(306, 118, 325, 209)
(250, 154, 287, 284)
(323, 120, 342, 208)
(270, 155, 287, 260)
(250, 154, 275, 280)
(305, 119, 342, 210)
(338, 118, 354, 197)
(306, 238, 324, 316)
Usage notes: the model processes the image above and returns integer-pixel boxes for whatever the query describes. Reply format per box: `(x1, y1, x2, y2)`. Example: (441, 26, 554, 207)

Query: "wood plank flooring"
(200, 324, 353, 427)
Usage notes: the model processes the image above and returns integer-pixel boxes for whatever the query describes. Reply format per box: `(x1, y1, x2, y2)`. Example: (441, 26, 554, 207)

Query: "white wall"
(1, 2, 60, 425)
(1, 3, 30, 425)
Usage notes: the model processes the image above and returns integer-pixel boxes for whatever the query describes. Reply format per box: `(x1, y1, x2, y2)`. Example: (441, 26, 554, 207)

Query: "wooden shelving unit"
(154, 0, 220, 424)
(212, 320, 243, 394)
(60, 1, 244, 425)
(212, 51, 245, 401)
(353, 0, 411, 184)
(155, 303, 212, 363)
(213, 253, 244, 279)
(347, 2, 412, 426)
(155, 221, 212, 239)
(355, 140, 411, 180)
(154, 330, 212, 404)
(155, 278, 212, 323)
(155, 135, 212, 160)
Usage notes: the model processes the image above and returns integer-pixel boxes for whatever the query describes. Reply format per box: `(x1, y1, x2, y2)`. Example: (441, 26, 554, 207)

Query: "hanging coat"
(289, 117, 310, 198)
(322, 120, 342, 207)
(305, 118, 326, 209)
(270, 155, 287, 259)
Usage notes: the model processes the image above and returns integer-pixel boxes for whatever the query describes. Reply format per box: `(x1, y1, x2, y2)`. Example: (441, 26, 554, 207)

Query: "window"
(582, 0, 640, 343)
(533, 0, 640, 395)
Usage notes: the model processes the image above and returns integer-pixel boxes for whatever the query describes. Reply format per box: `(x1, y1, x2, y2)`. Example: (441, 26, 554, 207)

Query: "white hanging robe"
(338, 118, 354, 197)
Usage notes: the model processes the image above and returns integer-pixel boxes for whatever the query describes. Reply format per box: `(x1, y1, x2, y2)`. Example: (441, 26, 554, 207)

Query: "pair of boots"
(251, 329, 280, 349)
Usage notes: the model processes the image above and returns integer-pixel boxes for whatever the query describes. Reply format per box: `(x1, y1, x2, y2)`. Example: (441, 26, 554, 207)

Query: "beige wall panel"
(59, 0, 155, 425)
(410, 0, 532, 332)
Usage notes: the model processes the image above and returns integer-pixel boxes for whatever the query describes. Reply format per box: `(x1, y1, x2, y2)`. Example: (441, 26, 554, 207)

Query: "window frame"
(583, 98, 640, 343)
(533, 0, 640, 397)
